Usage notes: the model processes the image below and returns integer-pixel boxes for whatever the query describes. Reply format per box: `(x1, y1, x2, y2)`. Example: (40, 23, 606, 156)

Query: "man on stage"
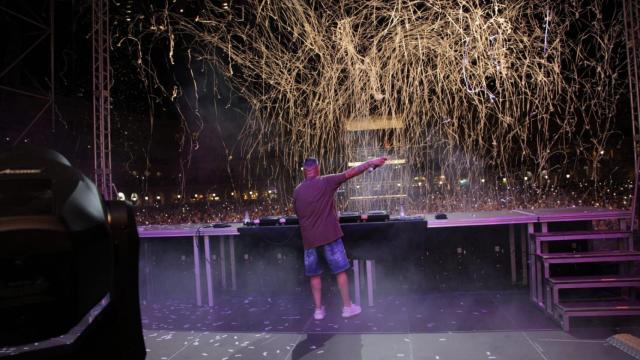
(293, 156, 387, 320)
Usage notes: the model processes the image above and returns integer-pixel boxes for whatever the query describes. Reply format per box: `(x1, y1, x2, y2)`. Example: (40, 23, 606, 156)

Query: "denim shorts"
(304, 238, 350, 276)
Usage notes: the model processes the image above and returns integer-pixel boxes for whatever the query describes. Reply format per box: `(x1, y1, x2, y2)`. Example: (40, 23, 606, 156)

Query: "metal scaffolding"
(624, 0, 640, 230)
(0, 0, 55, 145)
(92, 0, 112, 200)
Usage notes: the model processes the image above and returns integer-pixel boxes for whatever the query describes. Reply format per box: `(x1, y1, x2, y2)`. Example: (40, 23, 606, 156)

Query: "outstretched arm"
(344, 156, 387, 180)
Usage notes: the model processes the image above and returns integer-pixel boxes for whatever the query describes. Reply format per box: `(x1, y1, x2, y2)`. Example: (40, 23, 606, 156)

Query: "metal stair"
(530, 230, 640, 331)
(554, 299, 640, 332)
(545, 275, 640, 314)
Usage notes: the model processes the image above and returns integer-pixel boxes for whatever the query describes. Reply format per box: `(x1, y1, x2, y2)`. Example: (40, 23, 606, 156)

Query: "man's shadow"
(291, 333, 363, 360)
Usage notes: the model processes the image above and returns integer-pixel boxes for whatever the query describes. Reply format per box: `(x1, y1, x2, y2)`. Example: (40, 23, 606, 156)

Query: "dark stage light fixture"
(0, 147, 145, 359)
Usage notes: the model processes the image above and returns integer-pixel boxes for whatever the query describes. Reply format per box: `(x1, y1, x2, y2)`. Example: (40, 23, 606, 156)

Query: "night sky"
(0, 1, 253, 196)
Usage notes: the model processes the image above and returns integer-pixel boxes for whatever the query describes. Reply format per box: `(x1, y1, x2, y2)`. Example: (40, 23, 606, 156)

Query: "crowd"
(134, 200, 292, 225)
(134, 181, 633, 225)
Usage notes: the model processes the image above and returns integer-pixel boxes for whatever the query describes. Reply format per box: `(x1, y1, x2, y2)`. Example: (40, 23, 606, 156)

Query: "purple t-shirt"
(293, 173, 347, 250)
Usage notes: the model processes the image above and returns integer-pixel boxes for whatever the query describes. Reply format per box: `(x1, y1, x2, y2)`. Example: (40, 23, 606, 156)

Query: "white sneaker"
(341, 303, 362, 318)
(313, 306, 326, 320)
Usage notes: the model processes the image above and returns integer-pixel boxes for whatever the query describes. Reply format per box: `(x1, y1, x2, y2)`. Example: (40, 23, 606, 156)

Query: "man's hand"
(368, 156, 387, 169)
(345, 156, 388, 179)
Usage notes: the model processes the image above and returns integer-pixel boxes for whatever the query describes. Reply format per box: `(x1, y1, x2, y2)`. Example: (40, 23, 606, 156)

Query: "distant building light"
(177, 194, 181, 199)
(144, 196, 149, 200)
(117, 192, 126, 200)
(480, 178, 485, 183)
(566, 174, 570, 179)
(156, 196, 161, 200)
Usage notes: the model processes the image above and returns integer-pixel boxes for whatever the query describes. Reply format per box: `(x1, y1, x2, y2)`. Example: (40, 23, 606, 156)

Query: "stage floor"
(140, 291, 638, 360)
(142, 330, 635, 360)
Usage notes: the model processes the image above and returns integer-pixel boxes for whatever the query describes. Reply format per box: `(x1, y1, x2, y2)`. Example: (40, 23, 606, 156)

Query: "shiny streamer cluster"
(121, 0, 628, 211)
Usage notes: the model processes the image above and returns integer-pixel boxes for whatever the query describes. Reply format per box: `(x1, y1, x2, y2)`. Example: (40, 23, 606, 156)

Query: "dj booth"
(238, 217, 427, 306)
(137, 207, 631, 308)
